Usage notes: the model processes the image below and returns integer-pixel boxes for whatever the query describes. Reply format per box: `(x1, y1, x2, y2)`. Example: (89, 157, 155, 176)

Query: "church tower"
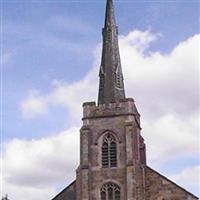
(52, 0, 198, 199)
(75, 0, 146, 199)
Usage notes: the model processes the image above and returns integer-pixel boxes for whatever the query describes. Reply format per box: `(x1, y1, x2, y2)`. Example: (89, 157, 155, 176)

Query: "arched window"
(102, 134, 117, 168)
(101, 183, 120, 200)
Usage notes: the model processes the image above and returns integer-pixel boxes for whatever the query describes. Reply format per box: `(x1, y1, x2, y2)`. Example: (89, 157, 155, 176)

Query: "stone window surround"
(97, 131, 120, 168)
(100, 181, 122, 200)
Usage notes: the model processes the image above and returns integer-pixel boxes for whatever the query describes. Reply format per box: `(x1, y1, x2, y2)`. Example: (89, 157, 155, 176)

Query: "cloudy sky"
(1, 0, 199, 199)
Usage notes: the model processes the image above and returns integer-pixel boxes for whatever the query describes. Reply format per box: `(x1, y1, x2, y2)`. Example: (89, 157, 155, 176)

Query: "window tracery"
(101, 182, 120, 200)
(102, 133, 117, 168)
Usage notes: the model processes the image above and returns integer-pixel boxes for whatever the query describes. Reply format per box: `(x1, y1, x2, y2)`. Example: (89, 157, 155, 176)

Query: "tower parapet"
(83, 98, 140, 121)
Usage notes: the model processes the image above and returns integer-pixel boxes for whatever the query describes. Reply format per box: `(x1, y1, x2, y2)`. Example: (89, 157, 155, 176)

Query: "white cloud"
(122, 34, 199, 119)
(11, 30, 199, 198)
(171, 165, 200, 188)
(2, 127, 79, 200)
(120, 29, 159, 52)
(21, 90, 48, 119)
(169, 165, 200, 196)
(143, 114, 199, 164)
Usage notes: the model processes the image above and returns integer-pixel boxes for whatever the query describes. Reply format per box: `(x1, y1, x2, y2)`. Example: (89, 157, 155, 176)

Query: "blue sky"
(1, 0, 199, 199)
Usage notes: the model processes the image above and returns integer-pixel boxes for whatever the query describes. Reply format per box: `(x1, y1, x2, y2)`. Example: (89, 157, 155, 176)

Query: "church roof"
(145, 166, 199, 199)
(51, 181, 76, 200)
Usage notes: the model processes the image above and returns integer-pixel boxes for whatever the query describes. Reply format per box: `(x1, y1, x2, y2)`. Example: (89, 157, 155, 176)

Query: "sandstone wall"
(145, 166, 198, 200)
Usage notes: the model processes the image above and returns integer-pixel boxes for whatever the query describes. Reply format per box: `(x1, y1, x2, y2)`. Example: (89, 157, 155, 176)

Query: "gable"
(145, 166, 198, 200)
(52, 181, 76, 200)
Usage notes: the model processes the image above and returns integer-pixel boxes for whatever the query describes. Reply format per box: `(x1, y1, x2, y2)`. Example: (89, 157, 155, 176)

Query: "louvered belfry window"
(102, 134, 117, 168)
(101, 183, 121, 200)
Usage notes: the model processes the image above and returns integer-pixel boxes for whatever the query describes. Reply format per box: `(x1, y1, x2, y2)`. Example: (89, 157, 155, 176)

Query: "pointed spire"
(98, 0, 125, 105)
(104, 0, 116, 28)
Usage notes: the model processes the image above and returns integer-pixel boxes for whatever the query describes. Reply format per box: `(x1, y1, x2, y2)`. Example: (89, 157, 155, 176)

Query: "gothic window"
(102, 134, 117, 168)
(101, 183, 120, 200)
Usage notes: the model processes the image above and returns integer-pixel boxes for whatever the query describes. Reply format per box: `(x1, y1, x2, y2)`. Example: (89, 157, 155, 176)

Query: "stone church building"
(52, 0, 198, 199)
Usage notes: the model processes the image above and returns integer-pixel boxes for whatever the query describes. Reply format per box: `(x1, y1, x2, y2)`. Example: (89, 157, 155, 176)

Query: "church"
(52, 0, 198, 199)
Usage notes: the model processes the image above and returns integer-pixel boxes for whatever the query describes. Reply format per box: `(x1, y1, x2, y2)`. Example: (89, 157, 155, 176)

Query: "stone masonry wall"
(76, 98, 145, 200)
(145, 166, 198, 200)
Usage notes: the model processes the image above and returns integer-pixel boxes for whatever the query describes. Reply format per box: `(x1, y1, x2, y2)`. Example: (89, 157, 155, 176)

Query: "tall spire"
(98, 0, 125, 105)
